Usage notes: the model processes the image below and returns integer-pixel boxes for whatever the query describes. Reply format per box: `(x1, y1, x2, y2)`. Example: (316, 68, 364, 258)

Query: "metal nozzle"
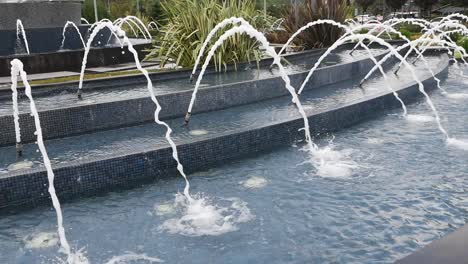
(358, 79, 366, 88)
(16, 143, 23, 158)
(77, 89, 83, 100)
(183, 112, 192, 126)
(189, 74, 194, 83)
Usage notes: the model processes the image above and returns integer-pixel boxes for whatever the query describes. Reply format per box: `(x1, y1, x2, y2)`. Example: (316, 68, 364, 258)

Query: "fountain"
(1, 10, 468, 264)
(0, 1, 152, 76)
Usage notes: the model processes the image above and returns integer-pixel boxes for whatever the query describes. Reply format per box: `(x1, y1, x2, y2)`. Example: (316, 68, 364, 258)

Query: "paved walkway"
(0, 59, 164, 86)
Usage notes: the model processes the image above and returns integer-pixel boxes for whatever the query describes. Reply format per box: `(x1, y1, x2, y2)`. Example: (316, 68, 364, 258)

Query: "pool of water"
(0, 65, 467, 264)
(0, 55, 441, 173)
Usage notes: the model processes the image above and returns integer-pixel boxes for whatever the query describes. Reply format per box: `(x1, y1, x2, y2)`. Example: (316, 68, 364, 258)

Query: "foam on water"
(405, 114, 435, 123)
(446, 93, 468, 100)
(447, 138, 468, 151)
(189, 129, 209, 136)
(367, 138, 384, 145)
(240, 176, 268, 189)
(24, 232, 59, 249)
(7, 160, 34, 171)
(154, 202, 175, 216)
(104, 253, 163, 264)
(159, 194, 253, 237)
(310, 146, 360, 179)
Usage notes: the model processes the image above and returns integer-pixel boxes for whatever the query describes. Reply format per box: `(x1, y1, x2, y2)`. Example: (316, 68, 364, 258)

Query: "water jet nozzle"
(183, 112, 192, 126)
(358, 79, 366, 88)
(189, 74, 194, 83)
(77, 89, 83, 100)
(16, 143, 23, 158)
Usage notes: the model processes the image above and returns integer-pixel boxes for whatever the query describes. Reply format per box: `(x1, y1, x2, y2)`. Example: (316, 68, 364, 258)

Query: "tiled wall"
(0, 51, 390, 146)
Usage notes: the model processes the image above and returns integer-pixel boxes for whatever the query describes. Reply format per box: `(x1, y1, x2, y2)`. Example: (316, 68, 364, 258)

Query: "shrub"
(457, 36, 468, 52)
(282, 0, 348, 49)
(398, 27, 412, 39)
(82, 0, 111, 23)
(146, 0, 273, 70)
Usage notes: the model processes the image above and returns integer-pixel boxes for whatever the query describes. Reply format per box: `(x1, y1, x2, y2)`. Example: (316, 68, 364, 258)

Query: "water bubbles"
(310, 146, 359, 179)
(154, 202, 175, 216)
(447, 138, 468, 151)
(188, 129, 209, 136)
(7, 160, 34, 171)
(446, 93, 468, 100)
(159, 193, 253, 236)
(104, 253, 163, 264)
(367, 138, 384, 145)
(405, 114, 435, 123)
(240, 176, 268, 189)
(23, 232, 58, 249)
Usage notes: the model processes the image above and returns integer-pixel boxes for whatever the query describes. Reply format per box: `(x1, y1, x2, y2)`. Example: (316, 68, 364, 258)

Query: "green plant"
(146, 0, 273, 70)
(398, 22, 422, 33)
(282, 0, 348, 49)
(457, 36, 468, 53)
(82, 0, 111, 23)
(398, 27, 412, 39)
(358, 28, 370, 34)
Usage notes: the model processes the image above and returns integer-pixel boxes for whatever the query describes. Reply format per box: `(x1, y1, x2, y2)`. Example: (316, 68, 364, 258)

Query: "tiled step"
(0, 49, 389, 146)
(0, 54, 448, 209)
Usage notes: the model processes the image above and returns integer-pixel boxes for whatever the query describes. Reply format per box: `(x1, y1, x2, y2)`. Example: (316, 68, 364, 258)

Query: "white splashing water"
(11, 59, 87, 264)
(284, 22, 408, 116)
(78, 22, 124, 95)
(405, 114, 435, 123)
(104, 253, 163, 264)
(191, 17, 252, 78)
(16, 19, 30, 55)
(189, 129, 209, 136)
(24, 232, 58, 249)
(446, 93, 468, 100)
(10, 71, 21, 145)
(88, 25, 256, 235)
(186, 24, 317, 159)
(7, 160, 34, 171)
(60, 21, 86, 49)
(114, 16, 152, 40)
(278, 19, 350, 57)
(447, 138, 468, 151)
(313, 34, 450, 141)
(159, 194, 253, 237)
(154, 202, 175, 216)
(302, 142, 360, 179)
(240, 176, 268, 189)
(80, 17, 90, 25)
(148, 21, 159, 31)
